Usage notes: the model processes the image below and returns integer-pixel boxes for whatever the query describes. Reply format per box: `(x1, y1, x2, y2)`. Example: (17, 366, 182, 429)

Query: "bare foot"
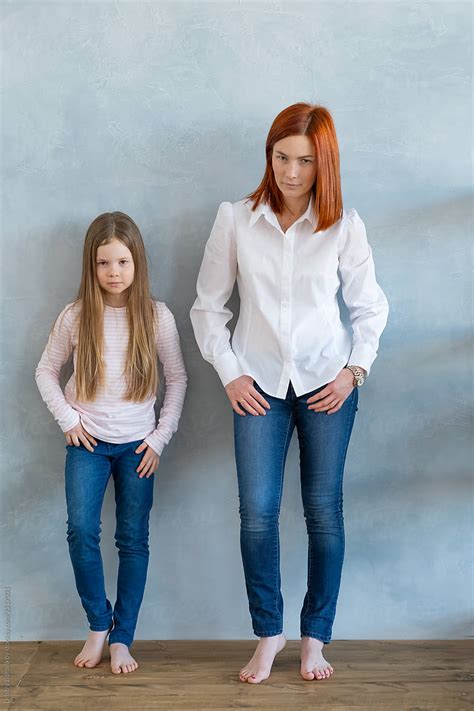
(110, 642, 139, 674)
(74, 629, 109, 668)
(300, 636, 334, 680)
(239, 634, 286, 684)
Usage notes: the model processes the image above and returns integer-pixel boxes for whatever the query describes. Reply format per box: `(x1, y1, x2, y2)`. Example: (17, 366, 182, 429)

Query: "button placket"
(277, 227, 295, 394)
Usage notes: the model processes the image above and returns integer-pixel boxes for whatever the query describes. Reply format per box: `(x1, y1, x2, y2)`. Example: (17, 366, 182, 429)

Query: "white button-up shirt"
(190, 197, 389, 398)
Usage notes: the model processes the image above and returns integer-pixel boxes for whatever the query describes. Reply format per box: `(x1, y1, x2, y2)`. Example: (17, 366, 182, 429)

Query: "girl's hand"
(225, 375, 271, 416)
(65, 423, 98, 452)
(135, 442, 160, 478)
(307, 368, 355, 415)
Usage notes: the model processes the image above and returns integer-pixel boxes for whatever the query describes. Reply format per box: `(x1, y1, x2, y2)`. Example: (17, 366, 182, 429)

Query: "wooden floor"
(3, 640, 473, 710)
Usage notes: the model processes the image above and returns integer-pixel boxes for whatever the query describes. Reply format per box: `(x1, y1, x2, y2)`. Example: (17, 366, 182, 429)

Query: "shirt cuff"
(144, 432, 165, 457)
(59, 409, 81, 433)
(213, 350, 245, 387)
(348, 344, 377, 377)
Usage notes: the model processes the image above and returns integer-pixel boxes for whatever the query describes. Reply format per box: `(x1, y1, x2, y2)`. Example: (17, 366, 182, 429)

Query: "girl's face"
(271, 134, 317, 203)
(96, 238, 135, 303)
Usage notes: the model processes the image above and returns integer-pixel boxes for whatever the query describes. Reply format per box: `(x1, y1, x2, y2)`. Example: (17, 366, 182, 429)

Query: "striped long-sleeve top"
(35, 300, 187, 456)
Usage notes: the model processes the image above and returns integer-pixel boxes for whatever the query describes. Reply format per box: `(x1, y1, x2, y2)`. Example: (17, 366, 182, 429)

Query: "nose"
(286, 161, 299, 180)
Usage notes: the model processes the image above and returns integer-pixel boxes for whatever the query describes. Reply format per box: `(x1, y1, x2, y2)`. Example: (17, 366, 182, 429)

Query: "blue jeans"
(65, 439, 154, 648)
(234, 381, 358, 643)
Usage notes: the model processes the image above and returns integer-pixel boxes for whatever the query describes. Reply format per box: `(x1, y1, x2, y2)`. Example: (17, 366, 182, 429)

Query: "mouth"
(108, 282, 122, 287)
(283, 183, 301, 188)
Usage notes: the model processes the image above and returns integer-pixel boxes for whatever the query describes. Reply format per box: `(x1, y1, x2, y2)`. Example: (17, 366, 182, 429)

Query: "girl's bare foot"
(74, 629, 109, 668)
(300, 636, 334, 680)
(110, 642, 139, 674)
(239, 633, 286, 684)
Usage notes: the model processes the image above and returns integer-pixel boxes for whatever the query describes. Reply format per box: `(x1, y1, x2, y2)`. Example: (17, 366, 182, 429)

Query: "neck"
(281, 191, 311, 218)
(103, 293, 128, 308)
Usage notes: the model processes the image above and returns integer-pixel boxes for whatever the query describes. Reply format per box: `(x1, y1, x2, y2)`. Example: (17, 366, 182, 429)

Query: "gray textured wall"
(1, 1, 471, 641)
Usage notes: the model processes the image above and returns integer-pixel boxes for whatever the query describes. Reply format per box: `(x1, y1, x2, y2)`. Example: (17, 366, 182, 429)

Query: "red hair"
(248, 103, 343, 232)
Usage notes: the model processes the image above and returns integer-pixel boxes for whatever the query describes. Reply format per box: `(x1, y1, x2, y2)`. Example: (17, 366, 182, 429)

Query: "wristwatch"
(345, 365, 366, 387)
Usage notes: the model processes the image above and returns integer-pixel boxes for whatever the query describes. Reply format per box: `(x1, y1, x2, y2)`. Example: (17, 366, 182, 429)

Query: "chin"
(281, 188, 305, 199)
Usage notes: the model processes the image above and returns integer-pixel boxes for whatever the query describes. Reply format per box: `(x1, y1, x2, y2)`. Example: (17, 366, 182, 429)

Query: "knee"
(66, 517, 101, 551)
(239, 502, 279, 533)
(303, 496, 343, 533)
(114, 520, 150, 555)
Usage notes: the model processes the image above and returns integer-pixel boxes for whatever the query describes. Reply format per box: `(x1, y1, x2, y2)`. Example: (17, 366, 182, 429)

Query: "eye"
(97, 261, 107, 266)
(276, 155, 287, 161)
(119, 260, 128, 265)
(301, 159, 313, 164)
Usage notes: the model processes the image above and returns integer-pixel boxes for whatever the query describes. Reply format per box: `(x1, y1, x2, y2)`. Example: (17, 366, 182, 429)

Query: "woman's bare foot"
(300, 636, 334, 680)
(110, 642, 139, 674)
(239, 633, 286, 684)
(74, 629, 109, 668)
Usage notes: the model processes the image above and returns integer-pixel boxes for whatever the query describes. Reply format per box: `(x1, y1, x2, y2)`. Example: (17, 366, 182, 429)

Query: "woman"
(190, 103, 389, 684)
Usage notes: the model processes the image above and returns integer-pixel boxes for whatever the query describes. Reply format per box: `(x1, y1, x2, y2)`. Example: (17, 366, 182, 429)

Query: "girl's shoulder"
(152, 299, 171, 314)
(53, 300, 81, 332)
(152, 299, 176, 324)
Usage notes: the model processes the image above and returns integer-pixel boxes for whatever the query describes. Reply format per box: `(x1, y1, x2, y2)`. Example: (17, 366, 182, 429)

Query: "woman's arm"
(338, 209, 389, 375)
(190, 201, 244, 387)
(144, 304, 187, 456)
(35, 304, 81, 432)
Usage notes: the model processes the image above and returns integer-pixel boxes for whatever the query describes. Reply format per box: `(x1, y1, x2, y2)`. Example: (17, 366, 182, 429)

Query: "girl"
(36, 212, 187, 674)
(190, 103, 389, 683)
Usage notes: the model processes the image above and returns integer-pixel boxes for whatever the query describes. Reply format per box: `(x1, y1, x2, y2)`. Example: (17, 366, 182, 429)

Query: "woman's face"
(271, 134, 317, 203)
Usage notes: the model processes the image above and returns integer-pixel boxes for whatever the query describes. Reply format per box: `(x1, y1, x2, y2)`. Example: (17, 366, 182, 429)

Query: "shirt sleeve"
(144, 303, 187, 456)
(189, 201, 244, 387)
(338, 209, 389, 375)
(35, 304, 81, 432)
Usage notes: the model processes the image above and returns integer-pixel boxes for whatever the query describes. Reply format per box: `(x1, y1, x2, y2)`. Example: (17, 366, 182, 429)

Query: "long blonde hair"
(72, 211, 158, 402)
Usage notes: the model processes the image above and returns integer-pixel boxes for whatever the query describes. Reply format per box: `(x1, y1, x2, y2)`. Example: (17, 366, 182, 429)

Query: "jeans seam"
(272, 410, 294, 626)
(326, 389, 358, 632)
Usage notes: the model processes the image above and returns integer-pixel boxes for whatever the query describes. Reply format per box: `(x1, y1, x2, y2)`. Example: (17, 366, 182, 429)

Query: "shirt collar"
(248, 194, 317, 231)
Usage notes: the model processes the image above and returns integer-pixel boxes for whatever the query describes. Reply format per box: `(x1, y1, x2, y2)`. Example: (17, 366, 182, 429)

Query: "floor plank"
(7, 640, 473, 710)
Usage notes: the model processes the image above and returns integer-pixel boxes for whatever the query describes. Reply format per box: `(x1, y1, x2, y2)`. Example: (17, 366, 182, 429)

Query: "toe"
(247, 674, 260, 684)
(301, 669, 315, 680)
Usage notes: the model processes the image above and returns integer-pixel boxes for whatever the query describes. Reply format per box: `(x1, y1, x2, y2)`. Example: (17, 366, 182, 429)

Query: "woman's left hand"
(135, 442, 160, 478)
(307, 368, 355, 415)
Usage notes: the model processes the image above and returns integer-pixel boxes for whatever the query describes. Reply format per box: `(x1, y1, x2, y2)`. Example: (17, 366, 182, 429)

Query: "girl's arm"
(189, 201, 244, 387)
(338, 209, 390, 375)
(35, 304, 81, 433)
(144, 304, 187, 456)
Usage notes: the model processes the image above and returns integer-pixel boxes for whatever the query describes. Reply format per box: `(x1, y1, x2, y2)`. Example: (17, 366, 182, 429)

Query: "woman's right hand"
(64, 423, 98, 452)
(225, 375, 270, 416)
